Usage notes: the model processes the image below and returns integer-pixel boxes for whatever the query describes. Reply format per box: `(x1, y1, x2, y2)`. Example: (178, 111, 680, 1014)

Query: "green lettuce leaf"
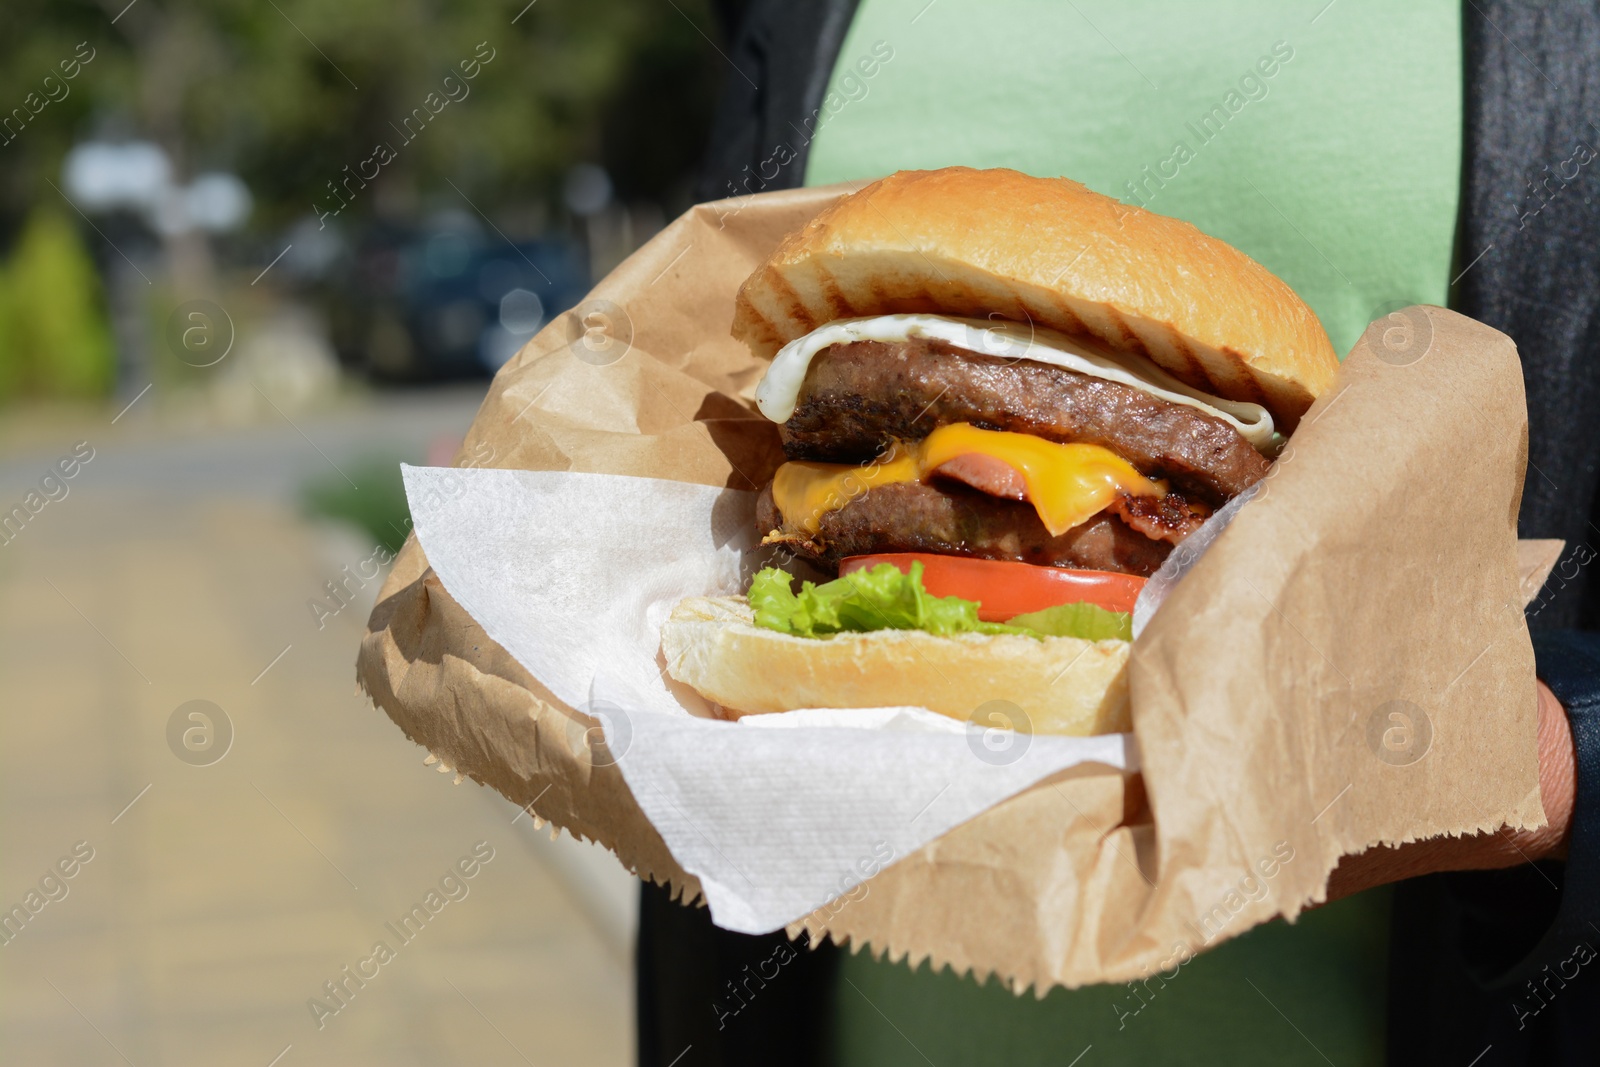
(1006, 601, 1133, 642)
(748, 563, 1132, 642)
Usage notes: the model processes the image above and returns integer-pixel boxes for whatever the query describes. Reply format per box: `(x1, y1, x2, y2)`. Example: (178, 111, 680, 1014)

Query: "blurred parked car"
(322, 218, 589, 382)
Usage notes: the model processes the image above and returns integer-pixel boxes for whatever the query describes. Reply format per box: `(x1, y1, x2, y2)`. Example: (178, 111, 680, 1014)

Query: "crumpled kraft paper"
(358, 180, 1559, 990)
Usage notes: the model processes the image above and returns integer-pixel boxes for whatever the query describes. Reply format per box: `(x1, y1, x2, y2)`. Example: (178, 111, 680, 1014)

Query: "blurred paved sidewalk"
(0, 396, 633, 1066)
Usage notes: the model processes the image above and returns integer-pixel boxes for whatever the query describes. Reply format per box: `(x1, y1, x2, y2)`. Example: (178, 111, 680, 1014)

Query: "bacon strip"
(1108, 492, 1208, 544)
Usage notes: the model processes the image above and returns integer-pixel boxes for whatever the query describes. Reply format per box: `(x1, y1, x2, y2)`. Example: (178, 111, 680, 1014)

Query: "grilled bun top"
(731, 167, 1339, 430)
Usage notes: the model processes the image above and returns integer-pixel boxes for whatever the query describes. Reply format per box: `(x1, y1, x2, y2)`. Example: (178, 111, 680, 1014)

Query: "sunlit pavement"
(0, 390, 633, 1066)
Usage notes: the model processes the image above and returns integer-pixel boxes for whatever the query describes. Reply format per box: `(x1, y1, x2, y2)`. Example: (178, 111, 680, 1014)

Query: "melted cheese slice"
(771, 423, 1163, 537)
(754, 313, 1277, 453)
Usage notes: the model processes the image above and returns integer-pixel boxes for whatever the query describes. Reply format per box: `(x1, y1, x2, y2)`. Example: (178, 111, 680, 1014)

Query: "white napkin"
(401, 465, 1136, 934)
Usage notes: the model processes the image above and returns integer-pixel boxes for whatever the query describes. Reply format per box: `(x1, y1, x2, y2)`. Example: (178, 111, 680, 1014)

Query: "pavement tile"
(1, 475, 631, 1067)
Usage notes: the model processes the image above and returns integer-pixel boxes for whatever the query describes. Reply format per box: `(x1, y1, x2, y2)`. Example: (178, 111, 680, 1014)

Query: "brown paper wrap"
(358, 183, 1556, 990)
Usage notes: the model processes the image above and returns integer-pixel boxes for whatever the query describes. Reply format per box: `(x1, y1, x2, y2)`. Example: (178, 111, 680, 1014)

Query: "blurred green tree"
(0, 0, 726, 401)
(0, 208, 115, 400)
(0, 0, 724, 238)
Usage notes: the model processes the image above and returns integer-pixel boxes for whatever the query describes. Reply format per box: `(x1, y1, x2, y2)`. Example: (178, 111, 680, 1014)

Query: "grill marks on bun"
(734, 167, 1338, 431)
(736, 167, 1335, 576)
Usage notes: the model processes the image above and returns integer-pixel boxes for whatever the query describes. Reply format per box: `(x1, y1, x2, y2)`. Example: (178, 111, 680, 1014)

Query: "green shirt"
(806, 0, 1462, 360)
(805, 2, 1462, 1063)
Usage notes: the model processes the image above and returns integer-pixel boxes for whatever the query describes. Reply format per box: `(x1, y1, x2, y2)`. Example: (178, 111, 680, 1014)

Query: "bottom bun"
(660, 596, 1130, 736)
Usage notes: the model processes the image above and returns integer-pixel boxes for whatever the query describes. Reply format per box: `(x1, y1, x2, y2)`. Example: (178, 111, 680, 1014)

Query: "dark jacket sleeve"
(639, 7, 859, 1065)
(1516, 631, 1600, 985)
(1384, 645, 1600, 1065)
(1388, 5, 1600, 1060)
(693, 0, 860, 203)
(1453, 0, 1600, 1015)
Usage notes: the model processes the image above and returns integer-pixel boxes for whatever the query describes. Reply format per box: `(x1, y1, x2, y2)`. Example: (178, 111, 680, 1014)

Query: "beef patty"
(780, 338, 1270, 503)
(758, 481, 1173, 576)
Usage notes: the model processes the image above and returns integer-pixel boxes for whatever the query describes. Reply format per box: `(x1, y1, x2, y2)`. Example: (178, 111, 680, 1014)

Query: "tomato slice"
(839, 553, 1146, 621)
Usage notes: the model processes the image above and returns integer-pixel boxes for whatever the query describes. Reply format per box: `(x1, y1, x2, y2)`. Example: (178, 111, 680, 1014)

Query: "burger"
(661, 167, 1337, 735)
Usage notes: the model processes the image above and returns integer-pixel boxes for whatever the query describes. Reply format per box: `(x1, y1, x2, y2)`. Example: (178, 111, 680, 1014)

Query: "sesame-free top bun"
(660, 596, 1131, 736)
(732, 167, 1338, 430)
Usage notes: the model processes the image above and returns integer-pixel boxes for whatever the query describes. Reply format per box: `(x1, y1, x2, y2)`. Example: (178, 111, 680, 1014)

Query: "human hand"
(1324, 681, 1576, 902)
